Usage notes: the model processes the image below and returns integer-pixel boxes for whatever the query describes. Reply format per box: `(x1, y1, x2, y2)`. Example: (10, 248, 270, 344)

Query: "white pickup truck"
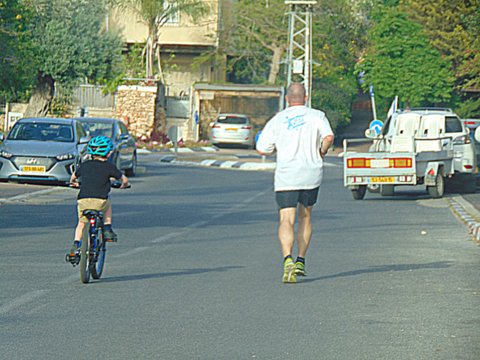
(343, 108, 476, 200)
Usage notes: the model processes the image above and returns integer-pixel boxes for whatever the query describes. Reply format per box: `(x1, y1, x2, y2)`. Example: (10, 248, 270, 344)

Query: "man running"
(256, 82, 334, 283)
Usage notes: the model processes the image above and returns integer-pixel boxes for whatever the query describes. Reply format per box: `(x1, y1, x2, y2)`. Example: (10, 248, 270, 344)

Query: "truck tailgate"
(344, 152, 417, 186)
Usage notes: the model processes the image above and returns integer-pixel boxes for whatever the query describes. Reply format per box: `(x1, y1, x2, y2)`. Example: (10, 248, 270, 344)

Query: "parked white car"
(209, 114, 255, 148)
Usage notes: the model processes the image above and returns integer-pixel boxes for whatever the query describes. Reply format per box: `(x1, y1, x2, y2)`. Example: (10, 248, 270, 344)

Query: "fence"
(166, 96, 190, 118)
(55, 84, 115, 110)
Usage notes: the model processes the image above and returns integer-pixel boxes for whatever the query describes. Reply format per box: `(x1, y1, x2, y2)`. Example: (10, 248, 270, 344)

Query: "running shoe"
(282, 258, 297, 283)
(295, 261, 306, 276)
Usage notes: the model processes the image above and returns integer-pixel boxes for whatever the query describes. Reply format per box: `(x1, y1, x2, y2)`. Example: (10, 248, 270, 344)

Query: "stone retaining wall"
(115, 85, 157, 140)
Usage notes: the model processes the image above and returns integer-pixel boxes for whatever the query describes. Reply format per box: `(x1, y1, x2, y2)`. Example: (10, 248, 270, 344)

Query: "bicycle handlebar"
(69, 180, 131, 189)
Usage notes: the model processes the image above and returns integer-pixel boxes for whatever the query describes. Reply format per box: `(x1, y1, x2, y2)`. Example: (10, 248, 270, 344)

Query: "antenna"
(285, 0, 317, 107)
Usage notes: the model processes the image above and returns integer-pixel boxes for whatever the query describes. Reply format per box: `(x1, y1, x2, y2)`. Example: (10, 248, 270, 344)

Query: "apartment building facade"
(108, 0, 233, 96)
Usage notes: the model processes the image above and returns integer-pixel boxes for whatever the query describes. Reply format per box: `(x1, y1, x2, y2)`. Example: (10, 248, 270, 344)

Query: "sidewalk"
(449, 192, 480, 244)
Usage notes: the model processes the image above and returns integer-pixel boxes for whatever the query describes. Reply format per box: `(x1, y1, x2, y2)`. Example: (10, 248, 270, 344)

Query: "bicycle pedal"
(105, 238, 117, 243)
(65, 254, 80, 266)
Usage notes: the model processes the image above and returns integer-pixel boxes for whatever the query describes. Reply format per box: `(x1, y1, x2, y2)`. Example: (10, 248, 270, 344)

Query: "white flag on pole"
(387, 96, 398, 119)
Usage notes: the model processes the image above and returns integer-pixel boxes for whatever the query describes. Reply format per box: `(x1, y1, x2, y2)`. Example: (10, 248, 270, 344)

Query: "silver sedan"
(0, 118, 88, 184)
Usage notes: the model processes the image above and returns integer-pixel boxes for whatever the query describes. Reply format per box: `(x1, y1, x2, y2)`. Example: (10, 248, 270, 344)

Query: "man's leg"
(279, 207, 297, 283)
(278, 207, 296, 257)
(297, 204, 313, 258)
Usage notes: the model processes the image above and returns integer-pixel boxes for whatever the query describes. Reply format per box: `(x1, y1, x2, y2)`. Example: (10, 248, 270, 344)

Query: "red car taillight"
(453, 134, 471, 144)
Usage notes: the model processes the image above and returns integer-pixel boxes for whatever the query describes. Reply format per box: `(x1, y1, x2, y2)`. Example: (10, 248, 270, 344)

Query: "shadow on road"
(100, 265, 244, 283)
(301, 261, 453, 284)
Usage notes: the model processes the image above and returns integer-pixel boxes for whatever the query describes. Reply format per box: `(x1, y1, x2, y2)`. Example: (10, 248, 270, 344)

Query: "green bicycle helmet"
(87, 136, 113, 157)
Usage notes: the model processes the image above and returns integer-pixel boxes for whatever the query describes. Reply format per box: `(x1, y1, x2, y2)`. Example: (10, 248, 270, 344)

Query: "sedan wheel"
(125, 154, 137, 177)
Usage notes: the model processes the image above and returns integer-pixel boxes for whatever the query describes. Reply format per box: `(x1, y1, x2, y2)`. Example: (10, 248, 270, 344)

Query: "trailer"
(343, 111, 456, 200)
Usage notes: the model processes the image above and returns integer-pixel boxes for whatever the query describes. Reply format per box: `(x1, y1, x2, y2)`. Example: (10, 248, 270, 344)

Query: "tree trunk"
(24, 73, 54, 118)
(268, 47, 284, 84)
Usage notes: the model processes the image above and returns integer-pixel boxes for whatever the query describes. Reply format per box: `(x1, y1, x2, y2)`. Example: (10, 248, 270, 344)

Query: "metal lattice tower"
(285, 1, 316, 107)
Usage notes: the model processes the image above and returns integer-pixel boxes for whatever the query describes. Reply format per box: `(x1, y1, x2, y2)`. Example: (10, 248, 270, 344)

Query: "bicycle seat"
(82, 210, 104, 218)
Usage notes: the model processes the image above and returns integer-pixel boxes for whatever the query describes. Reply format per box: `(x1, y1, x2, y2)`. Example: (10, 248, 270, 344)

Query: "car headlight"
(0, 150, 13, 159)
(56, 153, 76, 161)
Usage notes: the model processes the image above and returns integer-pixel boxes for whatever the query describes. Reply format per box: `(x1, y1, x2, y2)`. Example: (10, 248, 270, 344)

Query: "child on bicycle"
(68, 135, 129, 257)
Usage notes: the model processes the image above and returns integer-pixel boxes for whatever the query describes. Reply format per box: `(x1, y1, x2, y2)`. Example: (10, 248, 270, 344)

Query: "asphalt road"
(0, 156, 479, 359)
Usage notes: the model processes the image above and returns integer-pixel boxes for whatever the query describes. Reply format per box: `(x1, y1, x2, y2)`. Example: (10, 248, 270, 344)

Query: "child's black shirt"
(76, 160, 122, 199)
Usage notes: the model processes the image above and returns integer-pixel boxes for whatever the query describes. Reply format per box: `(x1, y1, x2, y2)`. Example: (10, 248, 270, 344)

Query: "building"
(108, 0, 233, 96)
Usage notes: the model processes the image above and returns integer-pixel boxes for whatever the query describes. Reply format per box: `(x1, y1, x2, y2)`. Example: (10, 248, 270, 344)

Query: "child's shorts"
(77, 198, 110, 223)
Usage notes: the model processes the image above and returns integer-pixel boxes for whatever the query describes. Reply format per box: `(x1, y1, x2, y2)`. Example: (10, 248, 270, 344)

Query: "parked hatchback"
(209, 114, 255, 148)
(76, 117, 137, 176)
(0, 118, 88, 184)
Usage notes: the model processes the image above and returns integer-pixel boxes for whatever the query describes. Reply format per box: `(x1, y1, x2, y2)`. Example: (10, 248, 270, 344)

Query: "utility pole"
(285, 0, 316, 107)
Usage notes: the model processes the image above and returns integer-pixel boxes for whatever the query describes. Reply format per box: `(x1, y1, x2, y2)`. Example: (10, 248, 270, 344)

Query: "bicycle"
(65, 181, 130, 283)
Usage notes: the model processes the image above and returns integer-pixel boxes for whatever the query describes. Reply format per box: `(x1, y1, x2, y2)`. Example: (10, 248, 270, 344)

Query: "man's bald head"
(286, 82, 306, 106)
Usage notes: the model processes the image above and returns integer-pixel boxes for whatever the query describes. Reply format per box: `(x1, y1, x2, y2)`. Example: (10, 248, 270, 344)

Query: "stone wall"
(115, 85, 157, 140)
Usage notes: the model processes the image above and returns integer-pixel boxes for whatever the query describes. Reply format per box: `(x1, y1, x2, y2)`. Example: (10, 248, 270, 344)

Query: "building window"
(164, 1, 179, 25)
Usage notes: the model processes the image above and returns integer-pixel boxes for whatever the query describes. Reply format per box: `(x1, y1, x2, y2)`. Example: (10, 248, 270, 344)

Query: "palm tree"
(111, 0, 209, 81)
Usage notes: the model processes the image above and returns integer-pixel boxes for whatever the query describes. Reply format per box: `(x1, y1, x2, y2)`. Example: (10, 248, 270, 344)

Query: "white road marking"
(0, 290, 49, 315)
(151, 231, 186, 244)
(113, 246, 150, 258)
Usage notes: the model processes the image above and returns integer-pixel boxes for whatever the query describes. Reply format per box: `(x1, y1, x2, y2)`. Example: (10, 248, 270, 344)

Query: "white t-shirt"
(256, 105, 334, 191)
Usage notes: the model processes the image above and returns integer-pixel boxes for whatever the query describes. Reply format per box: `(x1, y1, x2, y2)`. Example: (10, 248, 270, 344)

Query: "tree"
(222, 0, 362, 133)
(110, 0, 209, 81)
(399, 0, 480, 116)
(22, 0, 124, 117)
(224, 0, 288, 85)
(0, 0, 32, 102)
(356, 6, 454, 114)
(311, 0, 366, 132)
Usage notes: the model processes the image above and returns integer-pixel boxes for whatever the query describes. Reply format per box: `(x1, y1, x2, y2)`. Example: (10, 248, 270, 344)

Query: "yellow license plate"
(22, 166, 46, 173)
(225, 128, 238, 131)
(370, 176, 394, 183)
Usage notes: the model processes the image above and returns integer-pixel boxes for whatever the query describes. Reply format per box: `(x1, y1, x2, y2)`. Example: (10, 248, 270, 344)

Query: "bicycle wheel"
(79, 223, 91, 284)
(91, 230, 106, 279)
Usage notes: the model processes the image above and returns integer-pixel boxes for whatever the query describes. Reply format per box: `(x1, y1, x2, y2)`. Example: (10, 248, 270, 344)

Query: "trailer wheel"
(380, 185, 395, 196)
(427, 173, 445, 198)
(351, 186, 367, 200)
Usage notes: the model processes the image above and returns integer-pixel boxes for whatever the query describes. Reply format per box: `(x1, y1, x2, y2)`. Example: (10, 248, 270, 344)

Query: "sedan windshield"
(81, 122, 114, 138)
(7, 123, 74, 142)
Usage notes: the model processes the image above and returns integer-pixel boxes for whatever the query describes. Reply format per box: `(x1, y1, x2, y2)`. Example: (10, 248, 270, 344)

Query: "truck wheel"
(427, 174, 445, 198)
(351, 186, 367, 200)
(380, 185, 395, 196)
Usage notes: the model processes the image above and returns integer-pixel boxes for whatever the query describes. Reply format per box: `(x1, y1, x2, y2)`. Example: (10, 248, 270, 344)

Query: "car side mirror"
(79, 136, 90, 144)
(0, 133, 4, 142)
(475, 127, 480, 143)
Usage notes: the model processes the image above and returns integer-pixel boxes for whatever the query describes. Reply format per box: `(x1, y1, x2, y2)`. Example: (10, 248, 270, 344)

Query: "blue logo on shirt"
(285, 115, 305, 130)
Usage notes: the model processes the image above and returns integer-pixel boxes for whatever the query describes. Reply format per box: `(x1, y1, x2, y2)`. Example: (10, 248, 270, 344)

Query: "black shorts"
(275, 187, 319, 209)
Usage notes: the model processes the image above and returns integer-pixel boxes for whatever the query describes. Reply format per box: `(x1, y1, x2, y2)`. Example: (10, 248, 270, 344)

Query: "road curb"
(159, 156, 276, 171)
(448, 195, 480, 244)
(137, 147, 218, 155)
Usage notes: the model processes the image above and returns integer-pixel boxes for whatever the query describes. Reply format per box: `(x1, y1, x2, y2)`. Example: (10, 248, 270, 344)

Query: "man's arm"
(256, 121, 276, 155)
(320, 134, 334, 158)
